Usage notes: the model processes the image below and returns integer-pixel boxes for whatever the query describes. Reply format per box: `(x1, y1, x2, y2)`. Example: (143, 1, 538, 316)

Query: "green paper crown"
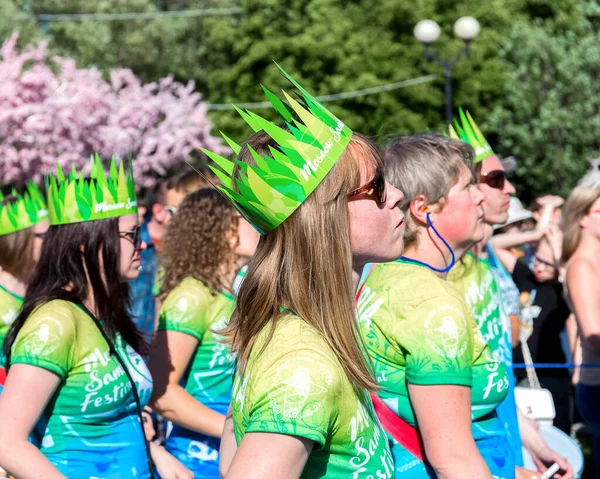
(448, 108, 494, 163)
(0, 183, 49, 236)
(200, 63, 353, 234)
(46, 154, 138, 226)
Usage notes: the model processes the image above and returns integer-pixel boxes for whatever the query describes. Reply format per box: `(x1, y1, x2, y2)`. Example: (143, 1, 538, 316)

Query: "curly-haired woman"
(148, 187, 259, 478)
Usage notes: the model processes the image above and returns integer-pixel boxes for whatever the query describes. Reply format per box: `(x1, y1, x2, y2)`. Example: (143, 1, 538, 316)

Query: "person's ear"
(409, 195, 430, 225)
(227, 225, 240, 251)
(152, 203, 166, 224)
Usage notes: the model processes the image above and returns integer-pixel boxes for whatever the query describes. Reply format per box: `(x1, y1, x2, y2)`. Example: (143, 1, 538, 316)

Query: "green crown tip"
(0, 182, 48, 236)
(221, 132, 242, 155)
(46, 154, 138, 226)
(199, 62, 352, 235)
(452, 107, 495, 164)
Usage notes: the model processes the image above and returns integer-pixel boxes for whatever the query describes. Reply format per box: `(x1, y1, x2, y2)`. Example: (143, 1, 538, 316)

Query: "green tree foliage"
(1, 0, 596, 196)
(488, 1, 600, 200)
(0, 0, 41, 45)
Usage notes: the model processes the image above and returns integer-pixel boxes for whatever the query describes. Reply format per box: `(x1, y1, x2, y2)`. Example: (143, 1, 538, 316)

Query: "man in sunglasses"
(448, 111, 573, 479)
(129, 170, 214, 341)
(478, 159, 516, 224)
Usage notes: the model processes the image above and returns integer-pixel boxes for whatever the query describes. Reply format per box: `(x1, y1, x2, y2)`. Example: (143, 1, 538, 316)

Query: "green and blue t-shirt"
(448, 253, 512, 364)
(448, 251, 523, 467)
(357, 261, 512, 478)
(0, 284, 23, 366)
(11, 300, 153, 478)
(157, 277, 236, 476)
(232, 314, 395, 479)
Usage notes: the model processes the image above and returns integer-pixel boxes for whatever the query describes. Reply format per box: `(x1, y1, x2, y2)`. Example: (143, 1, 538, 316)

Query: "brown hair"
(149, 168, 218, 210)
(561, 185, 600, 263)
(221, 131, 382, 391)
(383, 134, 475, 249)
(159, 188, 239, 299)
(166, 169, 218, 194)
(0, 196, 36, 278)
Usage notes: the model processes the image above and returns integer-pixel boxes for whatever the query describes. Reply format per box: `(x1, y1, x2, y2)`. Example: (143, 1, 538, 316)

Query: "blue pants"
(576, 383, 600, 479)
(160, 424, 221, 479)
(389, 432, 515, 479)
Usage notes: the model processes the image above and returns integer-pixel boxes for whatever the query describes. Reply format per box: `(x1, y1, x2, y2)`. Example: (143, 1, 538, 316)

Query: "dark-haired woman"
(148, 188, 259, 478)
(0, 185, 49, 366)
(0, 160, 191, 479)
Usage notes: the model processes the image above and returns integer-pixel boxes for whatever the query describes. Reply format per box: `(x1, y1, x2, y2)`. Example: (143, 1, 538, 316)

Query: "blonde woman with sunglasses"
(201, 66, 405, 479)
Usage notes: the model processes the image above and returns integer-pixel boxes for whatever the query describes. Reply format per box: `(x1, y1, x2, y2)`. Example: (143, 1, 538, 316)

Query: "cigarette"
(540, 463, 561, 479)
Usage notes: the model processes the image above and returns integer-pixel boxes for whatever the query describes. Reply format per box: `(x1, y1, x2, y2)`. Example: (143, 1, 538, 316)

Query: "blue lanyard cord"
(513, 363, 600, 369)
(400, 212, 456, 274)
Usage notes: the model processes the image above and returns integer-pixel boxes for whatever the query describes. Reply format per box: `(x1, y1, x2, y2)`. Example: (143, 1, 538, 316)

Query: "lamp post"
(413, 16, 481, 125)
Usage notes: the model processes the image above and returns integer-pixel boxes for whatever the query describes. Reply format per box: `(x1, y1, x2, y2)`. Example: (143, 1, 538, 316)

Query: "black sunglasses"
(534, 255, 555, 269)
(119, 225, 142, 249)
(480, 170, 506, 190)
(348, 170, 387, 206)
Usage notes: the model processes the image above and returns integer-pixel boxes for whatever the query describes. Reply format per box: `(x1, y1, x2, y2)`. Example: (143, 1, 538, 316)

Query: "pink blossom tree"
(0, 32, 227, 189)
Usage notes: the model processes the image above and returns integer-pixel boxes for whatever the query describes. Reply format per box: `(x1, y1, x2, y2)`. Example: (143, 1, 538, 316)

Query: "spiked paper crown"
(448, 108, 495, 163)
(0, 183, 49, 236)
(46, 154, 138, 225)
(200, 63, 353, 234)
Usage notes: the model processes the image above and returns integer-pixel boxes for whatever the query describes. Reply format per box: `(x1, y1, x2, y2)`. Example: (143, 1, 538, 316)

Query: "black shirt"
(511, 260, 570, 378)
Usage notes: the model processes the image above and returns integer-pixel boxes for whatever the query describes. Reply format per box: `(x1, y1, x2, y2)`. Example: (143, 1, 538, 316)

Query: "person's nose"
(504, 179, 516, 195)
(385, 182, 404, 209)
(474, 186, 486, 205)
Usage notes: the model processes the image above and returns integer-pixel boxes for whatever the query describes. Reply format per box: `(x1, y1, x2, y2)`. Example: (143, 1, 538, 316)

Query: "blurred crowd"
(0, 67, 598, 479)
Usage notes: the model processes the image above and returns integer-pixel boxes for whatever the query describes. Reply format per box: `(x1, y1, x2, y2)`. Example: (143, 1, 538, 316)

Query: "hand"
(536, 195, 564, 209)
(142, 410, 156, 442)
(152, 444, 194, 479)
(529, 445, 574, 479)
(516, 466, 541, 479)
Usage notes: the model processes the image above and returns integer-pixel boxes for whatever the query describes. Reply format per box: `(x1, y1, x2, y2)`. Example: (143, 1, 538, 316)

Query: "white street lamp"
(413, 20, 441, 45)
(453, 16, 481, 42)
(413, 16, 481, 124)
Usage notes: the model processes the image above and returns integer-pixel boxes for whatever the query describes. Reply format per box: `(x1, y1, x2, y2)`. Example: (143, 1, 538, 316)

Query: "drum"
(521, 425, 584, 478)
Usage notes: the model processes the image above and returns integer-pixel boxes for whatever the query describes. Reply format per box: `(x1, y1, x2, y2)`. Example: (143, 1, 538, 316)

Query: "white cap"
(578, 158, 600, 189)
(493, 197, 533, 230)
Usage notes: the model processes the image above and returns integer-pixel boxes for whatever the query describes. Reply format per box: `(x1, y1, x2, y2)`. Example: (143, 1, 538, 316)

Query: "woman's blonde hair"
(159, 188, 239, 299)
(561, 185, 600, 263)
(221, 130, 382, 391)
(383, 134, 475, 249)
(0, 196, 35, 278)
